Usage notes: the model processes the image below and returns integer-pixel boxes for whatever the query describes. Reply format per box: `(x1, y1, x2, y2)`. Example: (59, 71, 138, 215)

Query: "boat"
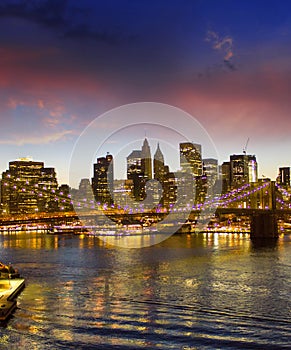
(87, 225, 159, 237)
(0, 262, 20, 279)
(48, 225, 88, 235)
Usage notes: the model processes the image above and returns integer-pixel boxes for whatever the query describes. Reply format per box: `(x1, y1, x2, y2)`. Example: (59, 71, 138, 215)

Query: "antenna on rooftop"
(243, 137, 249, 155)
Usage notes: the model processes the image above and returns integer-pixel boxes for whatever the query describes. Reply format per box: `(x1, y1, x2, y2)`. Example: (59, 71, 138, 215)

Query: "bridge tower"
(250, 181, 278, 239)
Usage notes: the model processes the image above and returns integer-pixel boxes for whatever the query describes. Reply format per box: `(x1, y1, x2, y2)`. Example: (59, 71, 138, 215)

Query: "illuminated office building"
(127, 149, 144, 201)
(163, 168, 177, 208)
(153, 143, 177, 207)
(230, 154, 257, 188)
(248, 156, 258, 183)
(203, 158, 218, 182)
(179, 142, 203, 204)
(141, 138, 152, 180)
(153, 143, 164, 182)
(127, 138, 153, 202)
(153, 143, 165, 205)
(203, 158, 219, 195)
(195, 174, 208, 204)
(278, 167, 290, 188)
(221, 161, 231, 193)
(112, 179, 132, 208)
(92, 153, 114, 205)
(180, 142, 202, 176)
(58, 184, 74, 212)
(1, 157, 58, 214)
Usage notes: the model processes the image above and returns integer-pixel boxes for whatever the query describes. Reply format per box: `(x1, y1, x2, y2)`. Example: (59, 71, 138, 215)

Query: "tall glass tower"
(92, 153, 114, 205)
(141, 138, 152, 180)
(179, 142, 202, 176)
(230, 154, 257, 188)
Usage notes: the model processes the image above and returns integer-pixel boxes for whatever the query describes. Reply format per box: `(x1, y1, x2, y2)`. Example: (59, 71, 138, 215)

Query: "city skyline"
(0, 143, 282, 216)
(0, 138, 291, 188)
(0, 139, 282, 187)
(0, 139, 281, 190)
(1, 1, 291, 184)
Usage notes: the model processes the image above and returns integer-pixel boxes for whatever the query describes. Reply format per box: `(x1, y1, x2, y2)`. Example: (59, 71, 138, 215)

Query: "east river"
(0, 231, 290, 349)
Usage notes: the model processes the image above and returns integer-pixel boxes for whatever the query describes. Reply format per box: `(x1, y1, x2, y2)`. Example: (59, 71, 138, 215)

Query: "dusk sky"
(1, 0, 291, 187)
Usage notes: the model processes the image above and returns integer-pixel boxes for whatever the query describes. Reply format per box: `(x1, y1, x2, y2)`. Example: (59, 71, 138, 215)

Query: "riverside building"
(0, 157, 58, 214)
(92, 153, 114, 206)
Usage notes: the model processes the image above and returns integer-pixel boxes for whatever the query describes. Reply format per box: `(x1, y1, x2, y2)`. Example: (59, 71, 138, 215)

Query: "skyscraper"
(248, 155, 258, 183)
(58, 184, 74, 212)
(203, 158, 218, 180)
(179, 142, 203, 205)
(92, 153, 114, 205)
(152, 143, 163, 205)
(39, 167, 59, 212)
(203, 158, 218, 192)
(278, 167, 290, 188)
(153, 143, 164, 183)
(163, 168, 177, 208)
(76, 179, 94, 206)
(1, 158, 58, 214)
(230, 154, 257, 188)
(127, 150, 144, 201)
(180, 142, 202, 176)
(221, 161, 231, 193)
(126, 138, 153, 202)
(153, 144, 177, 208)
(127, 150, 142, 179)
(141, 138, 152, 180)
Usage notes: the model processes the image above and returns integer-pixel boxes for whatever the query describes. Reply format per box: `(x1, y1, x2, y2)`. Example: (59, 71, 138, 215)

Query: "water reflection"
(0, 230, 257, 253)
(0, 231, 59, 250)
(250, 237, 279, 250)
(0, 231, 289, 349)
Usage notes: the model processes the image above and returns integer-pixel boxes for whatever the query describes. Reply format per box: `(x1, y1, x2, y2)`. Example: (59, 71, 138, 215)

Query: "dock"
(0, 278, 25, 321)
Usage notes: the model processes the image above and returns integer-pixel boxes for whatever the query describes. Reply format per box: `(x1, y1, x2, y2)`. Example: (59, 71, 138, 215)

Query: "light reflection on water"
(0, 231, 290, 349)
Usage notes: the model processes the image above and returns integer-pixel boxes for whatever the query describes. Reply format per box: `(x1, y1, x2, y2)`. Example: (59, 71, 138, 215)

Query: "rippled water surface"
(0, 232, 290, 349)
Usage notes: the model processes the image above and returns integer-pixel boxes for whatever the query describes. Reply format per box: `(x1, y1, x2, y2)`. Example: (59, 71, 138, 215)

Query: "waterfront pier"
(0, 278, 25, 321)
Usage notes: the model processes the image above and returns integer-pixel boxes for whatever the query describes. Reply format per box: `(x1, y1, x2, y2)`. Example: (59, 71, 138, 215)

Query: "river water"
(0, 231, 290, 349)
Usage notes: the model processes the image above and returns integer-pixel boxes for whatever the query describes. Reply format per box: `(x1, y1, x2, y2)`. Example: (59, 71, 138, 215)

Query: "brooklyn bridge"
(1, 179, 291, 239)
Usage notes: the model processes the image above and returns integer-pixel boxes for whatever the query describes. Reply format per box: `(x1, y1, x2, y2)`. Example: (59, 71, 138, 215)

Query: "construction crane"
(243, 137, 249, 155)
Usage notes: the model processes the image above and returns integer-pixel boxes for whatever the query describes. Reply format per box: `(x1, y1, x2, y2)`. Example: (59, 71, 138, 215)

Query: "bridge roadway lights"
(250, 211, 279, 239)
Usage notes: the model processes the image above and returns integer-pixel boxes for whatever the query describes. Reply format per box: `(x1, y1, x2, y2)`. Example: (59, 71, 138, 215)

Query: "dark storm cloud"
(0, 0, 201, 47)
(0, 0, 68, 28)
(64, 24, 120, 44)
(0, 0, 125, 45)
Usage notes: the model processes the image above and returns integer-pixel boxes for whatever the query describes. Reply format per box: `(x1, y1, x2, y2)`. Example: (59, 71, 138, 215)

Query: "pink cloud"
(37, 99, 45, 109)
(0, 45, 105, 100)
(0, 93, 78, 145)
(206, 30, 234, 62)
(0, 130, 73, 146)
(167, 65, 291, 146)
